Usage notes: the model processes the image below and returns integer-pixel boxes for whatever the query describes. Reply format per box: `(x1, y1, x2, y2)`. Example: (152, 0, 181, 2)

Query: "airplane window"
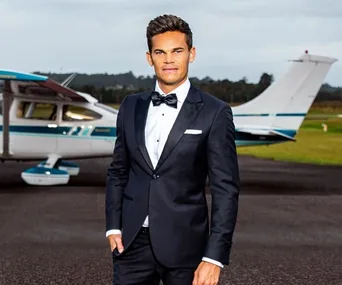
(62, 105, 102, 121)
(16, 101, 57, 121)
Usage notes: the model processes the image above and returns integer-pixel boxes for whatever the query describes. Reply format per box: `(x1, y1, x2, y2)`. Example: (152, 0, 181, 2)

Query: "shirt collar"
(154, 78, 190, 104)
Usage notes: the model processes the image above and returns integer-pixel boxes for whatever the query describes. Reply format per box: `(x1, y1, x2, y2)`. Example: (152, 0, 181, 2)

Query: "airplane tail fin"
(232, 52, 337, 138)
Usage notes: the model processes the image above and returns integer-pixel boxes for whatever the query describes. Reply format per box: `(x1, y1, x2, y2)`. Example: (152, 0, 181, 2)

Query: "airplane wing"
(0, 69, 88, 102)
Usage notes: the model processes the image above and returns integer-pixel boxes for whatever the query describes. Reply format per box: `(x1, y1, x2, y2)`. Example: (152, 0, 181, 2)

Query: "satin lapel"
(155, 87, 204, 171)
(135, 93, 154, 172)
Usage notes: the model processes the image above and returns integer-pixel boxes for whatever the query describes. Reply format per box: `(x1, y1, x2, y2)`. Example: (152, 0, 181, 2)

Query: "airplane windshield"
(62, 105, 102, 121)
(95, 103, 118, 114)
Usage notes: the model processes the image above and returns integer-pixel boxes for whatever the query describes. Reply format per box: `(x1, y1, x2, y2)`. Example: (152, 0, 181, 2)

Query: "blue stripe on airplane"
(235, 140, 281, 146)
(0, 125, 117, 137)
(0, 70, 48, 81)
(0, 126, 290, 147)
(274, 129, 297, 137)
(91, 127, 116, 137)
(0, 125, 296, 140)
(235, 129, 297, 138)
(275, 113, 306, 117)
(233, 113, 306, 117)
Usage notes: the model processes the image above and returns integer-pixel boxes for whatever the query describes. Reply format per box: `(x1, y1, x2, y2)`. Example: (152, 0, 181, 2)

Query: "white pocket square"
(184, 129, 202, 135)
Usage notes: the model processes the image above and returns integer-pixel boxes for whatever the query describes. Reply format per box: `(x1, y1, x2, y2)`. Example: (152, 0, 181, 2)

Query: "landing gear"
(55, 160, 80, 176)
(21, 155, 80, 186)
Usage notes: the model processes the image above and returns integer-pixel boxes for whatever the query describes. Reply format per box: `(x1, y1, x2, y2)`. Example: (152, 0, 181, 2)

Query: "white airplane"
(0, 51, 338, 186)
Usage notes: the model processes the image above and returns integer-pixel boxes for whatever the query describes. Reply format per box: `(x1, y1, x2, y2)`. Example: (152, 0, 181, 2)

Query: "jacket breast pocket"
(181, 133, 203, 143)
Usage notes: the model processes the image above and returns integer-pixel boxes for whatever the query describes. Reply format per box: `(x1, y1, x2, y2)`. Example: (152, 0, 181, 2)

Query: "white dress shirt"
(106, 78, 223, 268)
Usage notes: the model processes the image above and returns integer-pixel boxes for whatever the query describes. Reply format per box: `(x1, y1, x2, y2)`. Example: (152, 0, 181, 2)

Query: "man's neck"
(157, 77, 188, 94)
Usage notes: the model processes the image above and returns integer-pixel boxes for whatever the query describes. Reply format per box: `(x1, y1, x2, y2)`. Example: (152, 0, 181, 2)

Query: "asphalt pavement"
(0, 156, 342, 285)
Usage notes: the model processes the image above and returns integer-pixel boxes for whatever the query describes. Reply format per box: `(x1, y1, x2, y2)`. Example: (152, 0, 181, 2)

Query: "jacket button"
(152, 174, 158, 179)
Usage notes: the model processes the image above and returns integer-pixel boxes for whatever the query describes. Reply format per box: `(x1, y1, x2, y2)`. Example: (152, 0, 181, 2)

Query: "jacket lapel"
(155, 86, 204, 171)
(135, 92, 154, 172)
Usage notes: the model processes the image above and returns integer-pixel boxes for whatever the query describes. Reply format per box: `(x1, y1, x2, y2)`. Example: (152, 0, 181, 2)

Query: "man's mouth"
(162, 68, 178, 72)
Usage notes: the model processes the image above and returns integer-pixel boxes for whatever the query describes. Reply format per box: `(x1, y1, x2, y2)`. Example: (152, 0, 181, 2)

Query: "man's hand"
(192, 261, 221, 285)
(107, 234, 124, 253)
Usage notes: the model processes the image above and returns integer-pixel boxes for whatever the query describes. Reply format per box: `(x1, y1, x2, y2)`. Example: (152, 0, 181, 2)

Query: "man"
(105, 14, 240, 285)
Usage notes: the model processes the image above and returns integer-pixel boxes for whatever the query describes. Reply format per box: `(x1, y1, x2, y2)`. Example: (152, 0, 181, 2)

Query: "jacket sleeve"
(204, 103, 240, 265)
(105, 96, 130, 232)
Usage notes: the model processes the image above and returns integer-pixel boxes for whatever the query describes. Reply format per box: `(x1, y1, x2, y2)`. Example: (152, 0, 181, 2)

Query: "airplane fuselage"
(0, 95, 118, 161)
(0, 97, 318, 162)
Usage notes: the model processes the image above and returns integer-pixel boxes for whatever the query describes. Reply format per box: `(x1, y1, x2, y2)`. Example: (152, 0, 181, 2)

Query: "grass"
(237, 109, 342, 166)
(237, 129, 342, 165)
(108, 104, 120, 110)
(308, 101, 342, 115)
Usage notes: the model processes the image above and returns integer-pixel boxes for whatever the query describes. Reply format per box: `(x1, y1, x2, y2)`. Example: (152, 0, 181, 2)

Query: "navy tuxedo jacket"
(105, 84, 240, 268)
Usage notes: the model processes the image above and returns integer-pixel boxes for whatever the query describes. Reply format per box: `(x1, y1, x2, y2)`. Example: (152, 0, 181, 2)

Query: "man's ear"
(189, 47, 196, 63)
(146, 52, 154, 66)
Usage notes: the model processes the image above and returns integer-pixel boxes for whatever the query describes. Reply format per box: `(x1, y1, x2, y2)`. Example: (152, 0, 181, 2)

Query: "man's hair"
(146, 14, 193, 52)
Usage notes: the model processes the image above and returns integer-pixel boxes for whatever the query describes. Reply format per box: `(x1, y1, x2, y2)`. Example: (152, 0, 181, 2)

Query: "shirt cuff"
(202, 257, 224, 268)
(106, 229, 122, 237)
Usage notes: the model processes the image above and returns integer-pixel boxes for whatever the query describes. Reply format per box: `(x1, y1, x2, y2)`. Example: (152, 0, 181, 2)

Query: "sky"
(0, 0, 341, 86)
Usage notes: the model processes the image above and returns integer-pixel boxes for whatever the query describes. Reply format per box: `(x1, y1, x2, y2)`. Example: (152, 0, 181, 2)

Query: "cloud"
(0, 0, 341, 85)
(204, 0, 342, 18)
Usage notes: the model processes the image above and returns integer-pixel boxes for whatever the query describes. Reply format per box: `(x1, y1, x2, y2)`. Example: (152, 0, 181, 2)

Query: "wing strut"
(2, 80, 11, 158)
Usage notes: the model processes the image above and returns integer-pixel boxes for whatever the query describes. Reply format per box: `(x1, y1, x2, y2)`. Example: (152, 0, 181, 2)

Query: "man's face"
(146, 31, 196, 89)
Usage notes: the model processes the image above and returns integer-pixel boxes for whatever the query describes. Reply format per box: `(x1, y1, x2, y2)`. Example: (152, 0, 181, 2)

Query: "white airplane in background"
(0, 51, 338, 186)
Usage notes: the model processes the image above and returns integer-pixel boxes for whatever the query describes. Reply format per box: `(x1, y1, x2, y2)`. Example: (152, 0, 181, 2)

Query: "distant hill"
(320, 83, 341, 93)
(29, 71, 214, 91)
(32, 71, 155, 90)
(34, 71, 342, 92)
(1, 71, 341, 91)
(1, 71, 341, 104)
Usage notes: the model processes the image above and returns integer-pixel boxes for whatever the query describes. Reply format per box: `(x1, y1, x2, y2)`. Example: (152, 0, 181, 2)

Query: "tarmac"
(0, 156, 342, 285)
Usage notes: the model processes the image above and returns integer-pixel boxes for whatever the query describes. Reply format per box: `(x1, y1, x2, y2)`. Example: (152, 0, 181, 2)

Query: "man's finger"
(110, 240, 116, 251)
(192, 270, 199, 285)
(192, 268, 200, 285)
(114, 236, 124, 253)
(108, 236, 116, 252)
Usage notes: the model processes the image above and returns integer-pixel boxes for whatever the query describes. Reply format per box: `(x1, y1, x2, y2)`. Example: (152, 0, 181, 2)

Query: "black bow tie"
(151, 91, 178, 109)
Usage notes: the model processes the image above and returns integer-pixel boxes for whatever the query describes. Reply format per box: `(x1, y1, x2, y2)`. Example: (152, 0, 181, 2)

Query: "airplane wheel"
(57, 161, 80, 176)
(21, 167, 70, 186)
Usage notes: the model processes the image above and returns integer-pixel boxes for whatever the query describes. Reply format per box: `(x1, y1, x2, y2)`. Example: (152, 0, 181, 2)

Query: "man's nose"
(164, 52, 175, 63)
